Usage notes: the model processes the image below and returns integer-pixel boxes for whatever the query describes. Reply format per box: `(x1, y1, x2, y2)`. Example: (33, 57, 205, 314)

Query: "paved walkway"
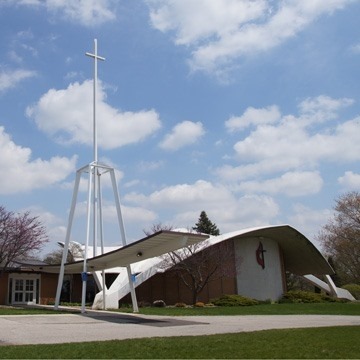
(0, 311, 359, 345)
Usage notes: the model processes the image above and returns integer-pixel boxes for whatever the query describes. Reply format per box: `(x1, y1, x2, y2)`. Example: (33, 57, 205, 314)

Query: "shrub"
(281, 290, 343, 303)
(342, 284, 360, 300)
(211, 294, 259, 306)
(152, 300, 166, 307)
(175, 302, 187, 307)
(118, 303, 132, 308)
(195, 302, 205, 307)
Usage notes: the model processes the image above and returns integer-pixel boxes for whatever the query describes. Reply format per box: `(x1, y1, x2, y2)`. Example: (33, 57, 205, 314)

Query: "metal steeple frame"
(54, 39, 139, 313)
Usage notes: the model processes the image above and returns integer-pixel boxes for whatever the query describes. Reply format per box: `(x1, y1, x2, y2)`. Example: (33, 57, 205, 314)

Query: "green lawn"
(0, 326, 359, 359)
(0, 306, 78, 315)
(1, 303, 359, 359)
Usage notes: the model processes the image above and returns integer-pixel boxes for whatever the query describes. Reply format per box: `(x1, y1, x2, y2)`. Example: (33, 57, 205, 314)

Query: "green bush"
(342, 284, 360, 300)
(281, 290, 343, 303)
(211, 294, 259, 307)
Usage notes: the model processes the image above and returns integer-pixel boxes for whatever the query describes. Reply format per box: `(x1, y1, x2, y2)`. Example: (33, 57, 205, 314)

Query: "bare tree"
(43, 242, 84, 264)
(143, 222, 173, 236)
(163, 240, 236, 304)
(317, 191, 360, 285)
(0, 206, 48, 274)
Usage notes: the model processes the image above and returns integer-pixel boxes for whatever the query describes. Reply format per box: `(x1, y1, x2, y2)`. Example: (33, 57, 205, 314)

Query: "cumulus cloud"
(0, 126, 77, 194)
(26, 80, 161, 149)
(147, 0, 354, 74)
(5, 0, 116, 26)
(217, 96, 359, 184)
(0, 68, 36, 94)
(147, 0, 267, 45)
(298, 95, 354, 124)
(226, 105, 281, 132)
(22, 206, 67, 246)
(124, 179, 279, 232)
(338, 171, 360, 190)
(236, 171, 323, 197)
(287, 203, 333, 247)
(75, 200, 157, 226)
(159, 120, 205, 151)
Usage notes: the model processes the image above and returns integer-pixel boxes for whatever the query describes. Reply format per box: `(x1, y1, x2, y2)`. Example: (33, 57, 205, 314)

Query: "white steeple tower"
(54, 39, 139, 313)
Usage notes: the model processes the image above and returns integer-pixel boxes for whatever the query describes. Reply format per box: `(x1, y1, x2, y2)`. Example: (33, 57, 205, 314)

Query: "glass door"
(11, 277, 38, 305)
(14, 279, 24, 303)
(24, 279, 35, 303)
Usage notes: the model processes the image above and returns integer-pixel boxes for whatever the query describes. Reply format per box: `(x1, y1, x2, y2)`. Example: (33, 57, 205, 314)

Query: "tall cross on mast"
(54, 39, 139, 314)
(86, 39, 105, 163)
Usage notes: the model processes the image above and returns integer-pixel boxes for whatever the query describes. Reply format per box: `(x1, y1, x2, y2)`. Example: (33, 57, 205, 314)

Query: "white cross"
(86, 39, 105, 163)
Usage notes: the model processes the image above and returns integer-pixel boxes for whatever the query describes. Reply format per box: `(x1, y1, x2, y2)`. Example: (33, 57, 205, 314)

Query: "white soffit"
(34, 230, 209, 274)
(224, 225, 333, 276)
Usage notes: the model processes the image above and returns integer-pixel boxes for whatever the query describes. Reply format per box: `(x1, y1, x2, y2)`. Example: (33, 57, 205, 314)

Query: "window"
(9, 275, 40, 305)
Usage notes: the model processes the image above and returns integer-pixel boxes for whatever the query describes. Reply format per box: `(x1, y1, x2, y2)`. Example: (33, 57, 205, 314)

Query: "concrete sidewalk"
(0, 311, 359, 345)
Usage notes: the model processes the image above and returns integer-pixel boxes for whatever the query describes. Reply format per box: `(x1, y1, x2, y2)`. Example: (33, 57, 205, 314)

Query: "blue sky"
(1, 0, 360, 256)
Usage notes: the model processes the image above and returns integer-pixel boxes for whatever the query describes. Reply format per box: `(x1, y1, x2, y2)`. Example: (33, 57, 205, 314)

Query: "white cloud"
(26, 80, 162, 149)
(144, 180, 233, 208)
(217, 96, 360, 182)
(287, 203, 332, 248)
(236, 171, 323, 197)
(0, 68, 36, 93)
(298, 95, 354, 124)
(5, 0, 116, 26)
(46, 0, 116, 26)
(23, 205, 67, 242)
(147, 0, 354, 74)
(338, 171, 360, 190)
(159, 120, 205, 151)
(0, 126, 77, 194)
(226, 105, 281, 132)
(147, 0, 267, 45)
(74, 200, 157, 226)
(124, 179, 279, 232)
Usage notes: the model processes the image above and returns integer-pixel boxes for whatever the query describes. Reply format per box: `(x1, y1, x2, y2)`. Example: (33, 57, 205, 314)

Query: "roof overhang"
(216, 225, 333, 275)
(26, 230, 209, 274)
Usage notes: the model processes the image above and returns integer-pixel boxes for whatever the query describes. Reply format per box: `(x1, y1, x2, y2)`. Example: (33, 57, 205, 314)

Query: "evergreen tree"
(192, 211, 220, 235)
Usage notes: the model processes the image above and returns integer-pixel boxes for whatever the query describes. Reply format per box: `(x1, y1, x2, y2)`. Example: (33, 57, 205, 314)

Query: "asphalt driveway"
(0, 311, 359, 345)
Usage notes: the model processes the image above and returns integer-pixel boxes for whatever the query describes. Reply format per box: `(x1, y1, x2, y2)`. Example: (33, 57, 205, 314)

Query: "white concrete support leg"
(325, 275, 338, 297)
(97, 172, 106, 310)
(81, 164, 94, 314)
(110, 169, 139, 312)
(54, 170, 82, 310)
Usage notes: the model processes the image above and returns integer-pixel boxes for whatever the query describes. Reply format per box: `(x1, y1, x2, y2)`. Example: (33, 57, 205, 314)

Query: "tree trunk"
(192, 291, 198, 305)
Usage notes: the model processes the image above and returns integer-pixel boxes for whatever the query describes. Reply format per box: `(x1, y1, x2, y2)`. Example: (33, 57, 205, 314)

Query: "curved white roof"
(209, 224, 333, 275)
(24, 225, 332, 276)
(29, 230, 209, 274)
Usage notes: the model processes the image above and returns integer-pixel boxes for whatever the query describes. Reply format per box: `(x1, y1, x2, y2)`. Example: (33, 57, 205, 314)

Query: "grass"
(0, 326, 359, 359)
(0, 306, 79, 315)
(1, 302, 359, 316)
(1, 303, 359, 359)
(114, 301, 360, 316)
